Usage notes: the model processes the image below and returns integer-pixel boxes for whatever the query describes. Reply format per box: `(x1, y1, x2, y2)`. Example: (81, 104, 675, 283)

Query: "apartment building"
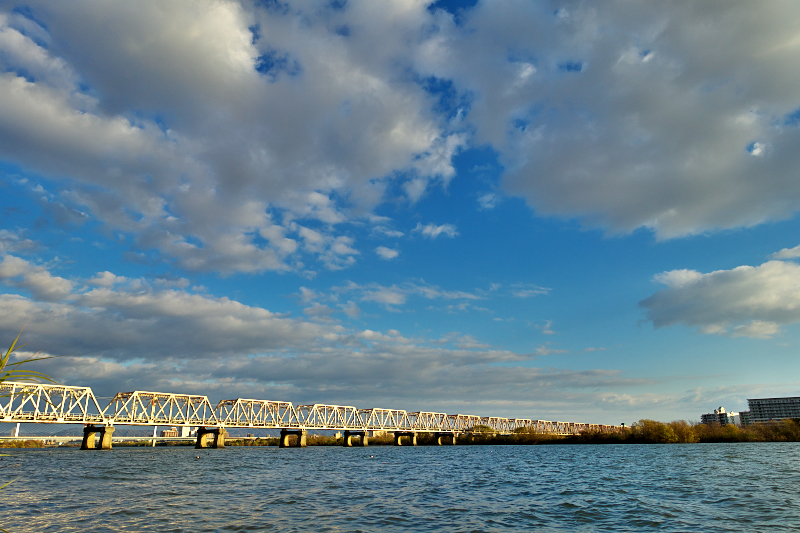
(747, 396, 800, 423)
(700, 406, 741, 426)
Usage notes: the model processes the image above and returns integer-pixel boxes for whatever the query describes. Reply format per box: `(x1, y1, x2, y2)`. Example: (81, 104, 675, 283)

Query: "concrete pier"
(436, 433, 457, 445)
(393, 432, 417, 446)
(80, 425, 115, 450)
(279, 429, 307, 448)
(343, 430, 369, 447)
(195, 427, 226, 448)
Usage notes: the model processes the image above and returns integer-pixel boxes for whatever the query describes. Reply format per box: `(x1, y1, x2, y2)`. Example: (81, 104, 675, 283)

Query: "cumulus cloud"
(640, 259, 800, 338)
(3, 1, 798, 279)
(88, 271, 127, 287)
(0, 256, 642, 416)
(413, 222, 459, 239)
(375, 246, 399, 259)
(360, 285, 407, 307)
(0, 0, 464, 274)
(0, 254, 74, 301)
(0, 229, 38, 253)
(770, 245, 800, 260)
(420, 2, 800, 238)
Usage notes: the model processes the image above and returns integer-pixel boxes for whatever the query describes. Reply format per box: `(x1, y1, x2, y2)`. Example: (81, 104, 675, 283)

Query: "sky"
(2, 0, 800, 425)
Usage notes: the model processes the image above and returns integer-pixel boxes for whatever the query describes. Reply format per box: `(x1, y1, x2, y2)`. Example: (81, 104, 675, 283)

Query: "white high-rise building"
(700, 406, 741, 426)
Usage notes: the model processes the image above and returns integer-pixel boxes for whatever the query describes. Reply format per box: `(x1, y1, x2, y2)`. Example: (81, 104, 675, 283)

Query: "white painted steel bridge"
(0, 381, 621, 449)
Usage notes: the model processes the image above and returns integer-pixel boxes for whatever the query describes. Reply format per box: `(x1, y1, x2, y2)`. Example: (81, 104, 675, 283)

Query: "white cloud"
(0, 254, 74, 301)
(5, 1, 798, 278)
(0, 257, 644, 416)
(535, 345, 568, 356)
(413, 222, 459, 239)
(420, 2, 800, 239)
(332, 280, 483, 310)
(303, 304, 335, 318)
(511, 283, 550, 298)
(770, 245, 800, 260)
(731, 321, 780, 339)
(371, 226, 404, 238)
(88, 271, 126, 287)
(0, 229, 38, 253)
(375, 246, 399, 260)
(0, 1, 464, 274)
(641, 259, 800, 338)
(339, 300, 360, 318)
(298, 286, 320, 304)
(296, 228, 359, 270)
(477, 192, 499, 210)
(535, 320, 555, 335)
(361, 285, 407, 306)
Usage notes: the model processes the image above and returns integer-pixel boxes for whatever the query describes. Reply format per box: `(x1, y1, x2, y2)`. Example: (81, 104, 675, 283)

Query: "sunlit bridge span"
(0, 382, 622, 449)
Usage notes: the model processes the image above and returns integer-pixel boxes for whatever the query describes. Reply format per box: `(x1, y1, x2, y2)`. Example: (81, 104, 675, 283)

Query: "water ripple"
(1, 443, 799, 531)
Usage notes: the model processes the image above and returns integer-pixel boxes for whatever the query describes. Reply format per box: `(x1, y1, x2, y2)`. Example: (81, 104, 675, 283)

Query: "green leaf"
(1, 328, 58, 388)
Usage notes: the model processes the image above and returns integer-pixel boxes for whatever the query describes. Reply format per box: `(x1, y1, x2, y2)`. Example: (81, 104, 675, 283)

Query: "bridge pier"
(393, 432, 417, 446)
(342, 430, 369, 447)
(279, 429, 307, 448)
(436, 433, 457, 445)
(80, 425, 114, 450)
(195, 427, 226, 448)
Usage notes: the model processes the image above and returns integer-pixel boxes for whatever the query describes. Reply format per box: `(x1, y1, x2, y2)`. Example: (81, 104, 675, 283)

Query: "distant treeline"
(0, 440, 45, 448)
(534, 419, 800, 445)
(225, 420, 800, 446)
(6, 420, 800, 448)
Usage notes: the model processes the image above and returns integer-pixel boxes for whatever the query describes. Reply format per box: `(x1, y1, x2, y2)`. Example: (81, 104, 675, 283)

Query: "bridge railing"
(0, 382, 106, 424)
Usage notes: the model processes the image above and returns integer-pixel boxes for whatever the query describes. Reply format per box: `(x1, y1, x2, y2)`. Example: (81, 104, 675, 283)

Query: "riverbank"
(6, 419, 799, 448)
(0, 439, 46, 448)
(546, 418, 800, 445)
(225, 419, 800, 446)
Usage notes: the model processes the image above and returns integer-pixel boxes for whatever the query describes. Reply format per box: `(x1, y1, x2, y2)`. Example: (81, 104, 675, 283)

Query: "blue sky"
(2, 0, 800, 424)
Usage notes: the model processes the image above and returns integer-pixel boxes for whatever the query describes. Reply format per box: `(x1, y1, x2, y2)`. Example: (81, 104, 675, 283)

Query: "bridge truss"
(0, 382, 621, 435)
(0, 382, 107, 425)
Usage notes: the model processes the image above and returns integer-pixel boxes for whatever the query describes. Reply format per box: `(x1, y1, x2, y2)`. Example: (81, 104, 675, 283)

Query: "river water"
(1, 442, 798, 532)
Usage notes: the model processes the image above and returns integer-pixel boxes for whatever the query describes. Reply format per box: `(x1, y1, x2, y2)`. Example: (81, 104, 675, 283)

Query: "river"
(1, 442, 798, 531)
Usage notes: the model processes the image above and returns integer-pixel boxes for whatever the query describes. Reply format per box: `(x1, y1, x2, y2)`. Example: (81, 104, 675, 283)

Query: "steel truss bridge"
(0, 382, 621, 449)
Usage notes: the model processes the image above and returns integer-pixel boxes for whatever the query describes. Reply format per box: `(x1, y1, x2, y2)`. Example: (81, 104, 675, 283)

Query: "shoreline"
(5, 418, 800, 448)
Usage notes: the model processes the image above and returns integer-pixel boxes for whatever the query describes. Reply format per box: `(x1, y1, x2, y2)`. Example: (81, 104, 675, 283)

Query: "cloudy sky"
(2, 0, 800, 424)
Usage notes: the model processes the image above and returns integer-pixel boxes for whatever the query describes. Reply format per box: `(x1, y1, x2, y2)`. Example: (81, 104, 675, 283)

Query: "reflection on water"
(2, 443, 799, 532)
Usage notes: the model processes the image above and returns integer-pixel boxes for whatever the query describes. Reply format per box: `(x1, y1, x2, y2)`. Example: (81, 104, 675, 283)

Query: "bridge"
(0, 381, 622, 450)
